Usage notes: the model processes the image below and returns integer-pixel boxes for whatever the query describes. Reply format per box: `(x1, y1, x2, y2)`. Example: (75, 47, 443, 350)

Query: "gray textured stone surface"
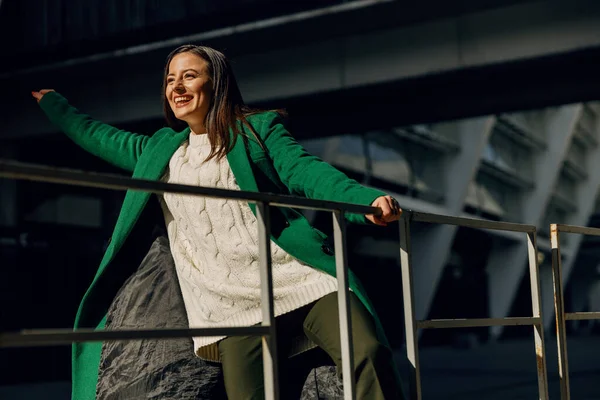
(96, 236, 344, 399)
(301, 366, 343, 399)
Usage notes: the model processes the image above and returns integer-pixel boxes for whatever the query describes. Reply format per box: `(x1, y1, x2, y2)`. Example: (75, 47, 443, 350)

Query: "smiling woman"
(161, 45, 268, 163)
(165, 52, 213, 134)
(31, 44, 403, 400)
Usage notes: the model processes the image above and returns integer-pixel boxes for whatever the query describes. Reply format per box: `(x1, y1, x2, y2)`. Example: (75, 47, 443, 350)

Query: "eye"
(166, 77, 175, 85)
(184, 72, 196, 79)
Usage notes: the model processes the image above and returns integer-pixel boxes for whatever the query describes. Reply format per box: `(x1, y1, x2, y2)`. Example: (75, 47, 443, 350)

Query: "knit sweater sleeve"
(255, 111, 386, 225)
(38, 91, 149, 172)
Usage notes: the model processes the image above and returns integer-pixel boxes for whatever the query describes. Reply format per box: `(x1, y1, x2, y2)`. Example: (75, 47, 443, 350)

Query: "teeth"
(175, 96, 192, 103)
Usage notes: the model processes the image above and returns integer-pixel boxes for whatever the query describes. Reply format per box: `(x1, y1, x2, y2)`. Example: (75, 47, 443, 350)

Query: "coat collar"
(105, 128, 191, 260)
(139, 126, 260, 197)
(110, 127, 262, 251)
(134, 127, 189, 181)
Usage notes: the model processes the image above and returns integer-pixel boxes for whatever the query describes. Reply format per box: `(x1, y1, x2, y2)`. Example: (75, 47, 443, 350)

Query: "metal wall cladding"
(0, 0, 336, 52)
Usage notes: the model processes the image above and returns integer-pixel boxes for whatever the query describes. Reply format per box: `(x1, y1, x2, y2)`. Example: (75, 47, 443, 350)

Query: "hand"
(366, 195, 402, 226)
(31, 89, 55, 103)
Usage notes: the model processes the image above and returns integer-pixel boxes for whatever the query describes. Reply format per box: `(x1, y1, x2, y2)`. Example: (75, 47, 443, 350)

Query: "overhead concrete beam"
(2, 1, 600, 140)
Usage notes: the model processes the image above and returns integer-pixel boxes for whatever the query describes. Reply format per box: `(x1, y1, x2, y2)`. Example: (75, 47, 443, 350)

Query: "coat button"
(284, 220, 290, 228)
(321, 244, 334, 256)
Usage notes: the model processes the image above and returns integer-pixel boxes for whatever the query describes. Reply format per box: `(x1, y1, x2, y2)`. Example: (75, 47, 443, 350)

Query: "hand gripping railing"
(550, 223, 600, 400)
(0, 159, 376, 400)
(399, 212, 549, 400)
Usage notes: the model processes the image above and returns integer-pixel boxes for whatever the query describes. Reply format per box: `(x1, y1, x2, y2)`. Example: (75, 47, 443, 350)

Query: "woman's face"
(165, 52, 213, 130)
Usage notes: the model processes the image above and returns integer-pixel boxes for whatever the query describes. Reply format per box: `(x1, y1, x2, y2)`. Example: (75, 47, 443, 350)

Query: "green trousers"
(218, 292, 401, 399)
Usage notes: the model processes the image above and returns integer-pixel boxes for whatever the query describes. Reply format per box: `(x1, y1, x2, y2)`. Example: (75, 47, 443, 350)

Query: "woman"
(32, 45, 403, 400)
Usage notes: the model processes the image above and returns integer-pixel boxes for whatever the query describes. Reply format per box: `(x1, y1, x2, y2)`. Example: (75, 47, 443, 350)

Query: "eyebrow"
(166, 68, 200, 77)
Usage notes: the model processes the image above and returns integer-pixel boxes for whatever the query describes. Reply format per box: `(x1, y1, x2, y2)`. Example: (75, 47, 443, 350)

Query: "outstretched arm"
(33, 90, 149, 172)
(256, 112, 401, 225)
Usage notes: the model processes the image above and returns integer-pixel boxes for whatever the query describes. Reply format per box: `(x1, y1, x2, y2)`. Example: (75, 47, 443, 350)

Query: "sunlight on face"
(165, 52, 213, 130)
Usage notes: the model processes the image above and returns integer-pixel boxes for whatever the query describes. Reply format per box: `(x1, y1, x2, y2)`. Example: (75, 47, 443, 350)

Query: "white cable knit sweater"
(160, 133, 338, 360)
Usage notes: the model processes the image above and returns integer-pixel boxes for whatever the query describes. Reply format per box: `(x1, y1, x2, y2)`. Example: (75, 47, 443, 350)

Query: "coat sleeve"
(38, 91, 150, 172)
(257, 112, 386, 225)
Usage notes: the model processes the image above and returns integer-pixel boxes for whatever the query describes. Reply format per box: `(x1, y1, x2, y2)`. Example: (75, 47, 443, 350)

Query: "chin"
(173, 111, 191, 121)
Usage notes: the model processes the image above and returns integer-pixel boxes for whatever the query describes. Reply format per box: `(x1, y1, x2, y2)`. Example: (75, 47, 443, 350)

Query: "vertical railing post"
(526, 230, 549, 400)
(399, 212, 422, 400)
(332, 210, 356, 400)
(551, 225, 570, 400)
(256, 202, 279, 400)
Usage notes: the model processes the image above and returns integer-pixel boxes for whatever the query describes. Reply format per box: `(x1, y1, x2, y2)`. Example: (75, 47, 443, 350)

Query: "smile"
(174, 95, 193, 107)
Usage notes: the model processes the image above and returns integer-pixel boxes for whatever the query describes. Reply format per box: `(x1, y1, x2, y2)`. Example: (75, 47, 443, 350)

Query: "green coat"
(39, 92, 393, 400)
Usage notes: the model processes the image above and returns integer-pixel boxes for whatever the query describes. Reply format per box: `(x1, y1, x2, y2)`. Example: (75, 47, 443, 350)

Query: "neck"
(189, 122, 207, 135)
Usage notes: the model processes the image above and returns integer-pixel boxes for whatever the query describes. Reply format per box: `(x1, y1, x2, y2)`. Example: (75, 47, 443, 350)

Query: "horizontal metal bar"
(1, 0, 391, 79)
(553, 223, 600, 237)
(0, 159, 379, 215)
(416, 317, 541, 329)
(565, 312, 600, 321)
(410, 211, 535, 233)
(0, 326, 270, 348)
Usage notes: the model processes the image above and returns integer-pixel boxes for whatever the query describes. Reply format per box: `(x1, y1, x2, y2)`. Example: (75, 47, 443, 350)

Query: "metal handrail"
(400, 211, 549, 400)
(0, 326, 271, 348)
(0, 158, 371, 400)
(0, 159, 380, 215)
(551, 223, 600, 400)
(0, 159, 555, 400)
(410, 211, 536, 233)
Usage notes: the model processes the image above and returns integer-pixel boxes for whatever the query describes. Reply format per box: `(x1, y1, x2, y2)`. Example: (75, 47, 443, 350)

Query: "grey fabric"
(96, 236, 226, 400)
(96, 236, 343, 399)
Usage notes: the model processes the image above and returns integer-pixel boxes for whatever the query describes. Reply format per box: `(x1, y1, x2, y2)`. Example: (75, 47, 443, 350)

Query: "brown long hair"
(162, 45, 267, 161)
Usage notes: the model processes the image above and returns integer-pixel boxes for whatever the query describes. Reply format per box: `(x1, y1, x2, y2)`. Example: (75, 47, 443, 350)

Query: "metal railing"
(551, 223, 600, 400)
(0, 159, 375, 400)
(400, 211, 549, 400)
(8, 159, 592, 400)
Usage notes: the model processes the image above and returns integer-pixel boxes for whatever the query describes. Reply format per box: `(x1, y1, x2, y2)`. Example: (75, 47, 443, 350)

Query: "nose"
(174, 83, 186, 94)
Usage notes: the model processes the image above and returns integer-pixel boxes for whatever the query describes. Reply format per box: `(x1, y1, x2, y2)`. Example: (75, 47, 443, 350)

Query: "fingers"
(31, 89, 55, 103)
(379, 196, 393, 219)
(391, 197, 402, 217)
(385, 197, 402, 221)
(368, 195, 402, 225)
(365, 214, 388, 226)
